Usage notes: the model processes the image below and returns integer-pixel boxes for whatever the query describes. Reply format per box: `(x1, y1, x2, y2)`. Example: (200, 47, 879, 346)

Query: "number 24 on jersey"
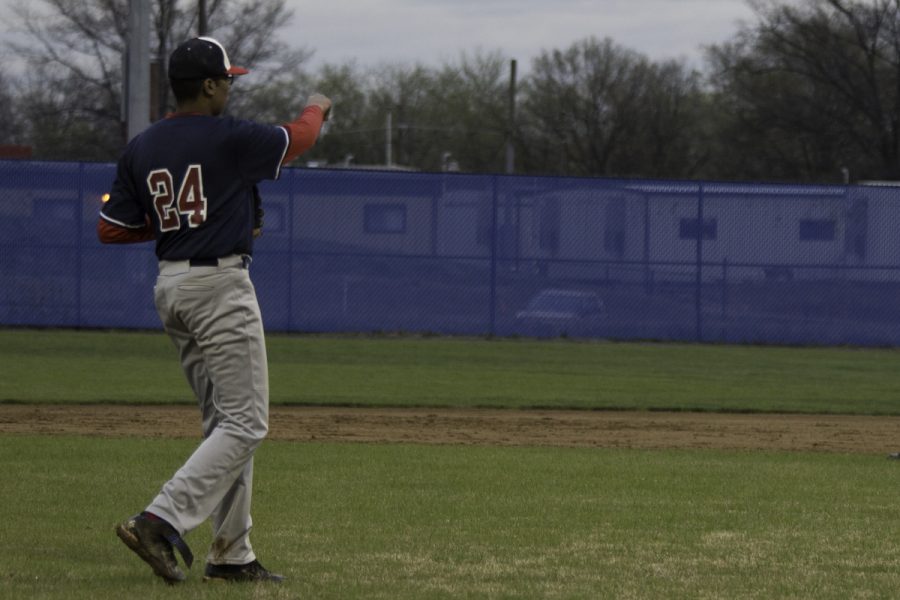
(148, 165, 208, 232)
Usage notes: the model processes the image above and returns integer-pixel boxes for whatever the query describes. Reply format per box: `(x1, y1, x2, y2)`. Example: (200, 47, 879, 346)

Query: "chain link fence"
(3, 159, 899, 346)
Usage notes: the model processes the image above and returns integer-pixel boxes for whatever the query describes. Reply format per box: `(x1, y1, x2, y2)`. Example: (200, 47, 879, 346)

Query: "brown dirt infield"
(1, 404, 899, 455)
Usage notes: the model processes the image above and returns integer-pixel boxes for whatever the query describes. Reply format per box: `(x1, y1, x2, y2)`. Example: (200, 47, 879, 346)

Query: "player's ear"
(201, 78, 218, 98)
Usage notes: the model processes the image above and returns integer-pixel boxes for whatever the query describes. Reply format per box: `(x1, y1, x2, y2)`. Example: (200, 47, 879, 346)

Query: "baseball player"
(98, 36, 331, 584)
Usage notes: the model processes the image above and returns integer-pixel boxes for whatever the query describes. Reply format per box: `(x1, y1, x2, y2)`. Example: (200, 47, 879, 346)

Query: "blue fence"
(3, 159, 900, 346)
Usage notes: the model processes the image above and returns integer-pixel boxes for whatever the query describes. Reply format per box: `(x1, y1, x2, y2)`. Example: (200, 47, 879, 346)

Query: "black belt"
(188, 257, 219, 266)
(187, 256, 251, 268)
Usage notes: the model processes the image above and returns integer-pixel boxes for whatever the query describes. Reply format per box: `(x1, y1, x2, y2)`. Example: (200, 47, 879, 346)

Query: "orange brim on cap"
(228, 66, 249, 76)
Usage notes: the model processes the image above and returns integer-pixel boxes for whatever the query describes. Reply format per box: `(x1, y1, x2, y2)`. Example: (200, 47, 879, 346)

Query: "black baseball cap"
(168, 36, 249, 80)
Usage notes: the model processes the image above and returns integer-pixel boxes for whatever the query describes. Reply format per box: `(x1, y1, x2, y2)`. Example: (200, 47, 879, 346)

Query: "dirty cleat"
(115, 512, 193, 584)
(203, 559, 285, 583)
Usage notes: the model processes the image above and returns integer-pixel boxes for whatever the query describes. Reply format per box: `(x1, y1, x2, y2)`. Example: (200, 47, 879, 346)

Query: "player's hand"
(306, 93, 332, 121)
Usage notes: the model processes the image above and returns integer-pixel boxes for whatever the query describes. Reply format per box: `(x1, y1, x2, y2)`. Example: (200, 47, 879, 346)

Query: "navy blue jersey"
(101, 114, 289, 260)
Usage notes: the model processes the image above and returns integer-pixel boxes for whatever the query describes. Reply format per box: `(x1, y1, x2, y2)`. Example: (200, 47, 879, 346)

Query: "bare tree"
(307, 51, 512, 172)
(519, 37, 647, 176)
(518, 36, 705, 178)
(426, 51, 511, 172)
(635, 59, 709, 179)
(6, 0, 310, 160)
(707, 0, 900, 182)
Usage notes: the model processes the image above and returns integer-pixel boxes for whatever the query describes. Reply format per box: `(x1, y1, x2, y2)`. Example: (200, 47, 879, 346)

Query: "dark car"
(515, 289, 606, 337)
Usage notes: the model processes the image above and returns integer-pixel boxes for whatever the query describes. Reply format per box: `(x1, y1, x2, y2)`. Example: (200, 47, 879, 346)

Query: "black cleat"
(115, 512, 193, 584)
(203, 559, 285, 583)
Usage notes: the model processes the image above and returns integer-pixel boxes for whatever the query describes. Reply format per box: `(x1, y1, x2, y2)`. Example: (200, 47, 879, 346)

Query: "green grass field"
(4, 328, 900, 413)
(3, 436, 900, 599)
(4, 328, 900, 598)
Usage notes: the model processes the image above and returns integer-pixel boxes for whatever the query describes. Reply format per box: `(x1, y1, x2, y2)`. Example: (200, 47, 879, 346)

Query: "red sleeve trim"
(97, 218, 155, 244)
(282, 105, 325, 164)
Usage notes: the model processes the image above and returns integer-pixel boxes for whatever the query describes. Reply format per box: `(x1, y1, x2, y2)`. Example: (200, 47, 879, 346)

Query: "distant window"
(679, 218, 717, 240)
(799, 219, 835, 241)
(364, 204, 406, 234)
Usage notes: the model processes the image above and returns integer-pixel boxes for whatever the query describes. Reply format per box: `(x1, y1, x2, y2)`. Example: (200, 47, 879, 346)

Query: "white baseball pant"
(147, 253, 269, 566)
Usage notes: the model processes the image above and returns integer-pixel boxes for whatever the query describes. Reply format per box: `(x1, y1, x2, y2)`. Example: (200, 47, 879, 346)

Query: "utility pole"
(386, 112, 393, 167)
(125, 0, 150, 141)
(198, 0, 208, 36)
(505, 59, 517, 174)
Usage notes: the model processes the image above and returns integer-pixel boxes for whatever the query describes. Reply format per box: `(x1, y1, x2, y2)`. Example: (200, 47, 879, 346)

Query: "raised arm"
(281, 93, 332, 164)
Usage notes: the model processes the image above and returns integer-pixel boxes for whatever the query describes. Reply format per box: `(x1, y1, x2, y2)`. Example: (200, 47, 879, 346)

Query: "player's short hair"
(170, 78, 205, 104)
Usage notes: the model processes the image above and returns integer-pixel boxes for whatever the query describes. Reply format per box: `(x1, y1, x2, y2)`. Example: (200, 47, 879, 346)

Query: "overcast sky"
(0, 0, 762, 74)
(279, 0, 759, 71)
